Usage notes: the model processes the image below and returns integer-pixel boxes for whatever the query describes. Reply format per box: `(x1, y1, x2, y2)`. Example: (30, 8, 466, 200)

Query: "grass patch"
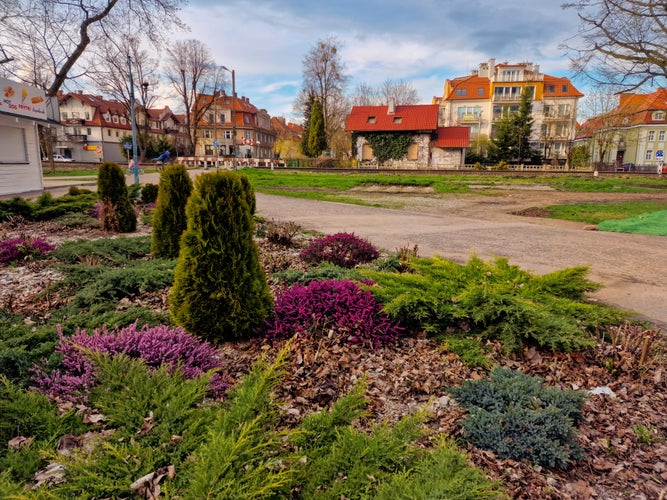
(546, 200, 667, 224)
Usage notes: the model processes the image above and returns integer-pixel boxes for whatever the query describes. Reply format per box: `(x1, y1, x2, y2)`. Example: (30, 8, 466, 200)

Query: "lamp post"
(222, 66, 236, 170)
(127, 55, 140, 185)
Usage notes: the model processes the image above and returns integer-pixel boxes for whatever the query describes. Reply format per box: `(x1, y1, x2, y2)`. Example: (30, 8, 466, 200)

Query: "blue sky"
(169, 0, 585, 122)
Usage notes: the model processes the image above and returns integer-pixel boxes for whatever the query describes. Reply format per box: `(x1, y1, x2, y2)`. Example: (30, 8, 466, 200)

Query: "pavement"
(13, 170, 667, 328)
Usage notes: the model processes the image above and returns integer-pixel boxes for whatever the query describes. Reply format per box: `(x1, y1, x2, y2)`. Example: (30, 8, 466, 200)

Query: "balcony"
(458, 114, 481, 123)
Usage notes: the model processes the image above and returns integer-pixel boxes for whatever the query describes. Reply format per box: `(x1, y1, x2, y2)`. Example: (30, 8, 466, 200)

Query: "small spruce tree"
(308, 98, 327, 157)
(151, 165, 193, 258)
(97, 162, 136, 233)
(169, 171, 272, 342)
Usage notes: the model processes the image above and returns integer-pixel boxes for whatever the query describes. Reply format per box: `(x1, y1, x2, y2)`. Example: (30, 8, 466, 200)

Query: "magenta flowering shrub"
(266, 279, 403, 346)
(0, 236, 56, 266)
(32, 323, 229, 402)
(300, 232, 380, 268)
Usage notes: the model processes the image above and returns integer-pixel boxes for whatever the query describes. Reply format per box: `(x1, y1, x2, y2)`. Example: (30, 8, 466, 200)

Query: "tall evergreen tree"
(300, 93, 315, 157)
(307, 99, 327, 157)
(489, 89, 536, 163)
(169, 171, 272, 343)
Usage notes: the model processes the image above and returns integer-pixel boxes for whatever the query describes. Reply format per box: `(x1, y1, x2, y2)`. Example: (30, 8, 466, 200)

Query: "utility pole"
(222, 66, 236, 170)
(128, 55, 140, 185)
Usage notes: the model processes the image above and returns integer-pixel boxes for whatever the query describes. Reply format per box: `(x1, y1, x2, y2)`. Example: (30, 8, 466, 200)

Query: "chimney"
(388, 98, 395, 114)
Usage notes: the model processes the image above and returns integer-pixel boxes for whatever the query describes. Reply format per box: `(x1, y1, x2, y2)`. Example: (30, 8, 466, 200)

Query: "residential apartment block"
(433, 59, 583, 163)
(576, 88, 667, 170)
(56, 91, 183, 163)
(196, 92, 276, 160)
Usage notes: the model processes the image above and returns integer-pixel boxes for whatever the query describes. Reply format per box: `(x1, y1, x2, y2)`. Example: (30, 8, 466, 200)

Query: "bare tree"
(577, 86, 630, 167)
(164, 39, 225, 156)
(379, 79, 420, 105)
(0, 0, 185, 96)
(350, 82, 379, 106)
(298, 36, 349, 147)
(562, 0, 667, 90)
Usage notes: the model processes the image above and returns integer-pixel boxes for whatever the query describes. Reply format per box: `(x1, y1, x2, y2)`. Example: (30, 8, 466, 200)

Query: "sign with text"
(0, 77, 47, 120)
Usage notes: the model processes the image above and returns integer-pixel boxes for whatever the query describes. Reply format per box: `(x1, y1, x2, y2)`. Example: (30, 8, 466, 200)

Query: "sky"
(166, 0, 586, 122)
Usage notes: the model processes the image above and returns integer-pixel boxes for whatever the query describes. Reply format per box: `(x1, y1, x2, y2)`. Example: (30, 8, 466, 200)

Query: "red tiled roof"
(345, 104, 438, 132)
(542, 75, 584, 98)
(434, 127, 470, 148)
(445, 75, 490, 101)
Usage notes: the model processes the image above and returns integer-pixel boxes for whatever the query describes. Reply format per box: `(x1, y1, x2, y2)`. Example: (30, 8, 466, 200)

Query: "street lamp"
(221, 65, 236, 170)
(127, 55, 140, 185)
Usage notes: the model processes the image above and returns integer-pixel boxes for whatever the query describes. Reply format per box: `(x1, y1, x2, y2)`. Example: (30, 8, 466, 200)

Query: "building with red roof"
(345, 101, 470, 168)
(56, 91, 183, 162)
(576, 88, 667, 171)
(433, 59, 583, 164)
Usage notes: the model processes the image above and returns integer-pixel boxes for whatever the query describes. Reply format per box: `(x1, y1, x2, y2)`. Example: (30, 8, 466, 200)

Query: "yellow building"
(433, 59, 583, 164)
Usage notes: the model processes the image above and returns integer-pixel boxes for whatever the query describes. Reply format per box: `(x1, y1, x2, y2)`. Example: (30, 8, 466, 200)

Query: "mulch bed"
(2, 218, 666, 499)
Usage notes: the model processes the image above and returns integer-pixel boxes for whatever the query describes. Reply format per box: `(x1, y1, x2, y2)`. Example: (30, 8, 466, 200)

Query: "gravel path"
(30, 170, 667, 327)
(255, 192, 667, 328)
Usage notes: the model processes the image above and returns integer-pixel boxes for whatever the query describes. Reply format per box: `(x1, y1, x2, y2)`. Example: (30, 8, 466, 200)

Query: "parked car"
(51, 154, 75, 162)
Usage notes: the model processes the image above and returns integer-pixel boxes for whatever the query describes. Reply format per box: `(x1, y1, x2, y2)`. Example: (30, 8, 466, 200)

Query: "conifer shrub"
(140, 182, 159, 204)
(151, 164, 193, 258)
(238, 172, 256, 215)
(266, 279, 403, 346)
(97, 162, 137, 232)
(300, 232, 380, 268)
(450, 367, 587, 469)
(362, 255, 625, 353)
(169, 171, 272, 342)
(32, 323, 229, 402)
(0, 237, 55, 266)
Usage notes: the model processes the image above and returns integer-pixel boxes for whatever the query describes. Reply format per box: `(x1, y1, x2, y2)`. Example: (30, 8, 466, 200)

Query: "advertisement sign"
(0, 77, 47, 120)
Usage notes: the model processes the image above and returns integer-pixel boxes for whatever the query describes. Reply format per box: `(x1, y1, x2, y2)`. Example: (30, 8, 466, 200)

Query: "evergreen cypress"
(151, 165, 193, 259)
(97, 162, 136, 233)
(169, 171, 272, 343)
(308, 98, 327, 157)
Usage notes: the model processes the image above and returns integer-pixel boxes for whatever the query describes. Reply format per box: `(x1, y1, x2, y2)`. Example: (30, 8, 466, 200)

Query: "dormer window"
(393, 116, 402, 124)
(367, 116, 376, 124)
(654, 111, 665, 120)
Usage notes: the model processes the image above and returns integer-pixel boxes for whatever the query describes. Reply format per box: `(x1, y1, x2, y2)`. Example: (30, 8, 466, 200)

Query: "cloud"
(162, 0, 585, 120)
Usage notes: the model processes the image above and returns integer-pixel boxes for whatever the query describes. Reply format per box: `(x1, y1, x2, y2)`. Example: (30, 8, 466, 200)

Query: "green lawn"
(546, 201, 667, 224)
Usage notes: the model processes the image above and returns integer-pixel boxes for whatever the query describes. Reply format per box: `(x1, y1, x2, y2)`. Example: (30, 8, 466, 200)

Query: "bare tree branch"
(562, 0, 667, 90)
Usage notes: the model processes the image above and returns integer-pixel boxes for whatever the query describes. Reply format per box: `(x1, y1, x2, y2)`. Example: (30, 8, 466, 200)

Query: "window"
(457, 106, 482, 120)
(224, 131, 232, 139)
(112, 115, 118, 123)
(493, 86, 521, 100)
(501, 70, 520, 82)
(478, 87, 484, 96)
(244, 115, 251, 124)
(392, 116, 402, 124)
(203, 129, 211, 138)
(61, 112, 68, 119)
(208, 113, 214, 123)
(544, 104, 554, 117)
(645, 150, 653, 161)
(648, 131, 655, 141)
(561, 84, 568, 93)
(455, 88, 467, 96)
(72, 112, 80, 118)
(85, 112, 90, 120)
(546, 85, 555, 94)
(654, 111, 665, 120)
(115, 131, 119, 137)
(0, 125, 28, 163)
(660, 131, 665, 141)
(120, 117, 126, 124)
(558, 104, 571, 116)
(107, 129, 111, 137)
(367, 116, 376, 124)
(407, 143, 419, 160)
(220, 113, 226, 123)
(87, 128, 92, 135)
